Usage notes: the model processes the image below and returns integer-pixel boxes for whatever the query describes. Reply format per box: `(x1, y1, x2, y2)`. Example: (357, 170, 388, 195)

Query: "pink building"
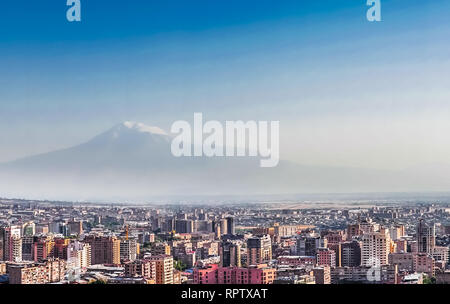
(316, 248, 336, 267)
(193, 264, 275, 284)
(193, 264, 219, 284)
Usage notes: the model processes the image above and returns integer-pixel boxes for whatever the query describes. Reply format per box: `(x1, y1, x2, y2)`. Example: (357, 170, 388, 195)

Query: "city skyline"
(0, 198, 449, 285)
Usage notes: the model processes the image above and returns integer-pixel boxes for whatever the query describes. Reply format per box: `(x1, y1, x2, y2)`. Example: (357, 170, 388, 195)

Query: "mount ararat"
(0, 122, 449, 202)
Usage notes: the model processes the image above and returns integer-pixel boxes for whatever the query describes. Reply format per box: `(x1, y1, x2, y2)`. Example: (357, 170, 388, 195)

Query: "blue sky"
(1, 0, 450, 169)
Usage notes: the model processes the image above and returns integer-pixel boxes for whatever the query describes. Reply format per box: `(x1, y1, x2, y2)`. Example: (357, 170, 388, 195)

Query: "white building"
(67, 241, 91, 269)
(361, 231, 390, 266)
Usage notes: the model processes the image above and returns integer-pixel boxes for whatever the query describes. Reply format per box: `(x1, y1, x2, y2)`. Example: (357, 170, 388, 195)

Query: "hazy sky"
(1, 0, 450, 170)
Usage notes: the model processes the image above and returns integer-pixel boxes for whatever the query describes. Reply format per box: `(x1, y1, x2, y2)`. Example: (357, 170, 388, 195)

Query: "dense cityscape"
(0, 197, 449, 285)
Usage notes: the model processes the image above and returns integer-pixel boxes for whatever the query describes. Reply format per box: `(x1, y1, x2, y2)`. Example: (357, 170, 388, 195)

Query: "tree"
(423, 276, 436, 284)
(174, 259, 187, 271)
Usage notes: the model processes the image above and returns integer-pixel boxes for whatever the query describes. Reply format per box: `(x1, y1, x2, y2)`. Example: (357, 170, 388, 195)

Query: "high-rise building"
(389, 225, 405, 241)
(175, 220, 194, 234)
(120, 238, 138, 262)
(316, 247, 336, 267)
(361, 231, 390, 266)
(9, 235, 22, 262)
(212, 220, 221, 239)
(151, 216, 164, 232)
(296, 236, 326, 257)
(33, 239, 49, 262)
(124, 259, 156, 281)
(53, 238, 70, 260)
(67, 241, 91, 269)
(194, 220, 210, 233)
(219, 241, 241, 267)
(149, 255, 174, 284)
(85, 236, 121, 265)
(226, 217, 235, 235)
(220, 219, 228, 236)
(49, 221, 64, 234)
(68, 220, 83, 236)
(0, 230, 4, 261)
(21, 236, 34, 261)
(416, 219, 435, 254)
(340, 240, 362, 267)
(1, 226, 22, 262)
(247, 235, 272, 266)
(324, 231, 344, 266)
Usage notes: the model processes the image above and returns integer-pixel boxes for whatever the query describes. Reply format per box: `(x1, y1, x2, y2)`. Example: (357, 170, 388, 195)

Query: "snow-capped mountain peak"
(122, 121, 168, 136)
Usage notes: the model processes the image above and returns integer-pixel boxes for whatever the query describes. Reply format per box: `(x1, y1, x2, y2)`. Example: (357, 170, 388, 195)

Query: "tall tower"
(219, 241, 241, 267)
(0, 226, 5, 261)
(340, 240, 362, 267)
(149, 255, 174, 284)
(416, 219, 435, 254)
(361, 231, 389, 266)
(226, 217, 235, 235)
(120, 238, 138, 262)
(85, 236, 121, 265)
(220, 219, 228, 236)
(247, 235, 272, 266)
(2, 226, 22, 262)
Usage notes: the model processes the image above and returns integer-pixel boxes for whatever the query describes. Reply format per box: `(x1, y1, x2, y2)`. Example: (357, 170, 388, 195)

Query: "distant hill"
(1, 122, 450, 202)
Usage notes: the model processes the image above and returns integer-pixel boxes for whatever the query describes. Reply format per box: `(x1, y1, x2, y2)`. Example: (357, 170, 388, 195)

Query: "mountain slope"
(1, 122, 450, 201)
